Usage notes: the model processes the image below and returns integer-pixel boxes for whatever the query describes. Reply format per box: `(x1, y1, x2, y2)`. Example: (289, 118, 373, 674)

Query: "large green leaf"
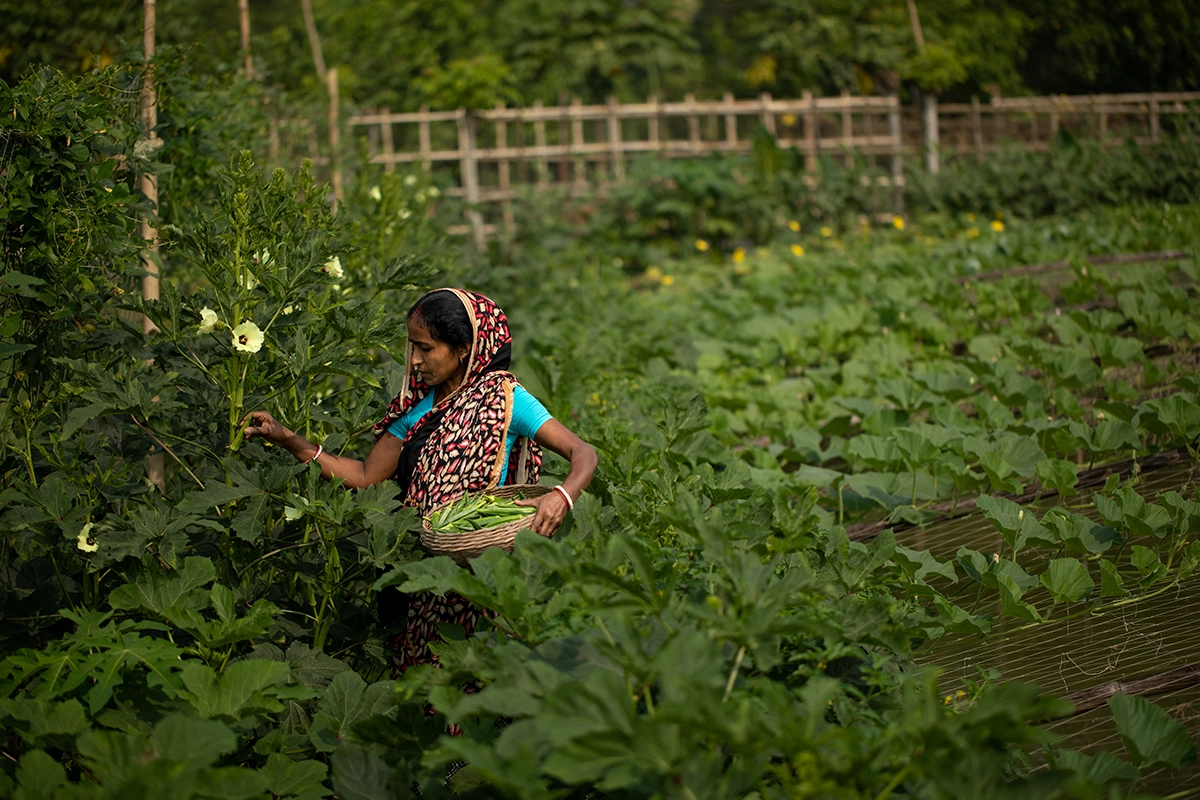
(13, 750, 66, 800)
(310, 671, 397, 753)
(260, 753, 331, 799)
(178, 660, 292, 724)
(330, 743, 391, 800)
(1109, 693, 1197, 769)
(108, 556, 216, 617)
(1039, 558, 1094, 603)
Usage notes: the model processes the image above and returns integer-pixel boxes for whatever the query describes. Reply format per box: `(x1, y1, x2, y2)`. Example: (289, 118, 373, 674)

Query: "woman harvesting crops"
(242, 288, 597, 669)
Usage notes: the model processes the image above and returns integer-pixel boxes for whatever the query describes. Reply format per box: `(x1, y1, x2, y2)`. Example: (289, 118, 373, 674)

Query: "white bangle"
(552, 485, 574, 511)
(305, 444, 323, 465)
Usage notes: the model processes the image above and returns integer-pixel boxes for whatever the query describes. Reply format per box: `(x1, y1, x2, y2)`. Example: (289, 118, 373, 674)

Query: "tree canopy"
(1, 0, 1196, 108)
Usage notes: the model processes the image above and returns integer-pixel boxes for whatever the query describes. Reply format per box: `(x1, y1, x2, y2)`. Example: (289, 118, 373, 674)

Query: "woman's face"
(407, 316, 469, 388)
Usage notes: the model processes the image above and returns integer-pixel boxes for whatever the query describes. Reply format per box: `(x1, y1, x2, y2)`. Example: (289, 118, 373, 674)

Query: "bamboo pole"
(380, 106, 394, 172)
(418, 104, 432, 174)
(141, 0, 164, 491)
(606, 96, 624, 181)
(685, 93, 700, 153)
(723, 92, 738, 150)
(970, 95, 983, 156)
(496, 103, 514, 229)
(458, 110, 485, 249)
(802, 89, 817, 171)
(840, 89, 853, 167)
(888, 95, 903, 214)
(299, 0, 327, 82)
(238, 0, 252, 79)
(923, 93, 939, 173)
(327, 67, 342, 208)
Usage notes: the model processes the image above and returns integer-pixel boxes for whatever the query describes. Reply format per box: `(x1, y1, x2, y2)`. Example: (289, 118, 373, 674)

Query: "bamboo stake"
(802, 89, 817, 171)
(299, 0, 327, 82)
(141, 0, 164, 491)
(923, 93, 939, 173)
(496, 102, 514, 229)
(327, 67, 342, 208)
(970, 95, 983, 156)
(380, 106, 394, 172)
(238, 0, 252, 79)
(724, 92, 738, 150)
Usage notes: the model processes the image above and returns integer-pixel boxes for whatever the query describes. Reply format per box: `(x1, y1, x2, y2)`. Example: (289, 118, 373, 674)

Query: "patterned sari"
(374, 289, 542, 673)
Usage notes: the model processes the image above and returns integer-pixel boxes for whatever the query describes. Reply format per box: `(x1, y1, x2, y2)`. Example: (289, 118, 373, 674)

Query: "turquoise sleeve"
(385, 392, 434, 440)
(511, 385, 553, 441)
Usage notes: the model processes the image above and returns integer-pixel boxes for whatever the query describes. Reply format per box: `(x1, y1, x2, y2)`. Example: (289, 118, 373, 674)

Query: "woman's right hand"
(241, 410, 292, 446)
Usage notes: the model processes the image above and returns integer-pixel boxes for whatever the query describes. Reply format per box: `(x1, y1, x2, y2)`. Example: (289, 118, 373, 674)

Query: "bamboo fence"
(282, 89, 1199, 245)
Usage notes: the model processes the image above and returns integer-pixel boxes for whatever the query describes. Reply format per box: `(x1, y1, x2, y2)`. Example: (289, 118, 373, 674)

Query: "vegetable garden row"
(3, 67, 1200, 798)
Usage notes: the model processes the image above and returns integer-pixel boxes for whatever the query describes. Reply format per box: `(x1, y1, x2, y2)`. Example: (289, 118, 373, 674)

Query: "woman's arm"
(515, 419, 598, 537)
(241, 410, 404, 490)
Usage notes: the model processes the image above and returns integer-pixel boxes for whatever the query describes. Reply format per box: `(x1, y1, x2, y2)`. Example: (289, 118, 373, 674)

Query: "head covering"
(374, 288, 541, 513)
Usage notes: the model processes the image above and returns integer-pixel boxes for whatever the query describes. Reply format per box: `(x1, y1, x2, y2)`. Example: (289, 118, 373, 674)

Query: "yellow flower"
(790, 244, 805, 257)
(892, 216, 905, 230)
(788, 219, 801, 232)
(77, 523, 98, 553)
(645, 266, 664, 281)
(232, 321, 265, 354)
(198, 307, 219, 333)
(820, 226, 832, 238)
(695, 239, 710, 252)
(991, 219, 1005, 232)
(781, 113, 797, 127)
(944, 695, 953, 705)
(732, 247, 746, 264)
(966, 227, 980, 239)
(661, 275, 675, 286)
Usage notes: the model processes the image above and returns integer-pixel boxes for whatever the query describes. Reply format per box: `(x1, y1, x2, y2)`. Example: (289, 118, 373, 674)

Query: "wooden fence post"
(1049, 98, 1059, 140)
(532, 100, 548, 185)
(380, 106, 394, 173)
(923, 93, 939, 173)
(327, 67, 342, 207)
(649, 94, 663, 158)
(759, 92, 776, 136)
(418, 104, 431, 174)
(840, 89, 854, 167)
(1150, 94, 1160, 143)
(723, 92, 739, 150)
(458, 109, 485, 250)
(803, 89, 817, 172)
(571, 97, 585, 185)
(686, 93, 701, 153)
(970, 95, 984, 157)
(888, 95, 904, 214)
(557, 92, 570, 184)
(496, 103, 514, 230)
(992, 90, 1004, 143)
(607, 96, 624, 181)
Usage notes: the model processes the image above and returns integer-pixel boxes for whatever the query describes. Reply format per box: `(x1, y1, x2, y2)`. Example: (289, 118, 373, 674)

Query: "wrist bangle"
(305, 444, 323, 465)
(552, 485, 574, 511)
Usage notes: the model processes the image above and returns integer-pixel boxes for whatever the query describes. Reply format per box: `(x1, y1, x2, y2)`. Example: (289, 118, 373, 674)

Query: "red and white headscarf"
(374, 289, 542, 514)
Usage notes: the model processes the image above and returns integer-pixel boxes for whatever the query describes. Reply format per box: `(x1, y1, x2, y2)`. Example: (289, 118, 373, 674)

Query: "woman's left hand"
(515, 492, 570, 538)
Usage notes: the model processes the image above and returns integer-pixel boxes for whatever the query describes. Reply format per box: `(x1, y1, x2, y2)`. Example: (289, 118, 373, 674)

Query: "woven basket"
(420, 484, 551, 565)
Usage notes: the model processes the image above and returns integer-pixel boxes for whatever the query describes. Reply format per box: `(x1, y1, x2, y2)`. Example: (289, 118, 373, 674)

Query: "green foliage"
(4, 63, 1200, 799)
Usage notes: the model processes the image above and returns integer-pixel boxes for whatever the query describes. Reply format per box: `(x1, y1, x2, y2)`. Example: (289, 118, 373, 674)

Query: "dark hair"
(407, 290, 472, 349)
